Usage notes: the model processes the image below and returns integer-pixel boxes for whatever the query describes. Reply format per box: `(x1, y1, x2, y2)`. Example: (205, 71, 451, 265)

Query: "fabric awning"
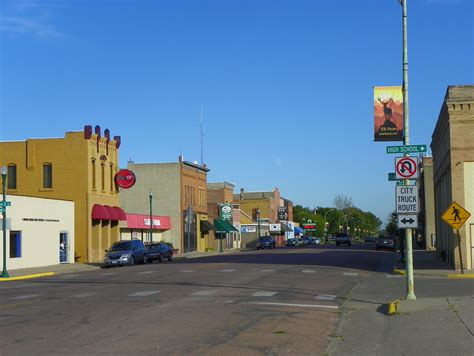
(200, 220, 215, 232)
(113, 206, 127, 220)
(91, 204, 109, 220)
(104, 205, 118, 221)
(214, 219, 239, 233)
(294, 226, 304, 234)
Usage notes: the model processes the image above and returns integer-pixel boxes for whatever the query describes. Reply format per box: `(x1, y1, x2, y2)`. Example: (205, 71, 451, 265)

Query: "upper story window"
(101, 163, 105, 191)
(198, 188, 206, 208)
(43, 163, 53, 189)
(7, 164, 17, 189)
(91, 159, 96, 190)
(110, 163, 114, 192)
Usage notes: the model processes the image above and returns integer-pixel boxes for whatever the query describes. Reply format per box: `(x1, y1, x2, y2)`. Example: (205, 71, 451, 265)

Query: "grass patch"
(273, 330, 286, 335)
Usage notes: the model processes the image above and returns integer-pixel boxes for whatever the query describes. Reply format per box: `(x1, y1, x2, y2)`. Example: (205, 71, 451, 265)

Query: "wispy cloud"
(0, 0, 64, 40)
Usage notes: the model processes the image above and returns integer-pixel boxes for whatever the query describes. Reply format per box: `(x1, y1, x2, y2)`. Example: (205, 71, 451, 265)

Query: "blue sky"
(1, 0, 473, 223)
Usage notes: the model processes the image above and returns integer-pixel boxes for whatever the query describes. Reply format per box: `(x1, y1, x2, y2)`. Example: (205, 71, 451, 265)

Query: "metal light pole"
(1, 166, 9, 278)
(256, 209, 261, 239)
(149, 192, 153, 243)
(401, 0, 416, 300)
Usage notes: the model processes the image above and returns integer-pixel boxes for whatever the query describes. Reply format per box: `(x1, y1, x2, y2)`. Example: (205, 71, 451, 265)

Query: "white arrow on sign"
(397, 214, 418, 229)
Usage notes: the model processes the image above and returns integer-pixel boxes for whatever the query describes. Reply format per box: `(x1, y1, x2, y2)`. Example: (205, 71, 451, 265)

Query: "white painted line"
(136, 271, 155, 274)
(386, 274, 403, 278)
(259, 269, 276, 273)
(302, 270, 316, 273)
(180, 270, 196, 273)
(343, 272, 358, 276)
(129, 291, 160, 297)
(252, 291, 278, 297)
(219, 269, 236, 272)
(71, 293, 97, 298)
(245, 302, 338, 309)
(100, 273, 117, 276)
(223, 300, 235, 304)
(315, 294, 337, 301)
(192, 290, 218, 296)
(9, 294, 41, 300)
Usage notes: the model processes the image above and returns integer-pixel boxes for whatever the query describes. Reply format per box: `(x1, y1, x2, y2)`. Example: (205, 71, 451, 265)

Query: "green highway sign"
(0, 201, 11, 207)
(388, 173, 404, 183)
(386, 145, 427, 154)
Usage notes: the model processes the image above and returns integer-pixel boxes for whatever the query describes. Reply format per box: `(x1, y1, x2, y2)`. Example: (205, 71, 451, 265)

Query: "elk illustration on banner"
(374, 86, 403, 141)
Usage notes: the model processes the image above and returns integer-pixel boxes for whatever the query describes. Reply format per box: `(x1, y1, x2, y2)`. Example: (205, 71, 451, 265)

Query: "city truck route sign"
(395, 185, 419, 213)
(395, 156, 419, 180)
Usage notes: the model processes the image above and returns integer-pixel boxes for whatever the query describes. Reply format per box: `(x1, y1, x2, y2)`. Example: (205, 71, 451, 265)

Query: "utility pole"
(257, 209, 261, 239)
(1, 166, 9, 278)
(149, 192, 153, 243)
(401, 0, 416, 300)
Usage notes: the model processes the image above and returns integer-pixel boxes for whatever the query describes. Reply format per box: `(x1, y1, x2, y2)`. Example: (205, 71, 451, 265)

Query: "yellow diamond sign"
(441, 202, 471, 230)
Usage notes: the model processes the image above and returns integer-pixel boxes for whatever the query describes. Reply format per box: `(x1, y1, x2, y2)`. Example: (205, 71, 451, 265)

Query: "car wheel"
(158, 254, 163, 263)
(168, 253, 173, 262)
(129, 256, 135, 266)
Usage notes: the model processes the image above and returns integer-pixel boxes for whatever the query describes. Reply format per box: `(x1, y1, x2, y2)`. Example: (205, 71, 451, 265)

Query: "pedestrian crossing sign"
(441, 202, 471, 231)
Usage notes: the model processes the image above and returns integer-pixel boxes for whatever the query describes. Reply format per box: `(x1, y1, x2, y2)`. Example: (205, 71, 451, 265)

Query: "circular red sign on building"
(114, 169, 136, 189)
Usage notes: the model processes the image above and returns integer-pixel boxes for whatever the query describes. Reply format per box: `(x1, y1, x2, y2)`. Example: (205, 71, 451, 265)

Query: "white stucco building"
(0, 195, 74, 270)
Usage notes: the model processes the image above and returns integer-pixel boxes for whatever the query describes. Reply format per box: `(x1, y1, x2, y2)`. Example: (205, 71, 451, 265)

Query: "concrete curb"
(393, 269, 406, 276)
(0, 272, 55, 282)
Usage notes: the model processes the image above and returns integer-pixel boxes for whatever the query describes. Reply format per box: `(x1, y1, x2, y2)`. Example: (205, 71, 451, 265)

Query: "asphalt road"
(0, 243, 396, 355)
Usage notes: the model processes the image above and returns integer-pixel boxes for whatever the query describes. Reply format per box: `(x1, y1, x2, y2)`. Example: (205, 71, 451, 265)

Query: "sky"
(1, 0, 473, 224)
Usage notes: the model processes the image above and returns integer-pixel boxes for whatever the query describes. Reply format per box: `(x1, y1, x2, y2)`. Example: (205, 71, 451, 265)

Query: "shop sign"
(269, 223, 281, 232)
(115, 169, 136, 189)
(278, 207, 288, 220)
(219, 204, 232, 221)
(241, 226, 256, 233)
(144, 218, 161, 227)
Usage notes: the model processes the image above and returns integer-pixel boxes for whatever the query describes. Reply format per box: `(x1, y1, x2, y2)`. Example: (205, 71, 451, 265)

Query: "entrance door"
(60, 232, 69, 263)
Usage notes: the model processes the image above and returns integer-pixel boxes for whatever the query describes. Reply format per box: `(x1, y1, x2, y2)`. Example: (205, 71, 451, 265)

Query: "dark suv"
(145, 242, 174, 263)
(103, 239, 147, 267)
(335, 232, 351, 246)
(376, 235, 397, 251)
(257, 236, 276, 249)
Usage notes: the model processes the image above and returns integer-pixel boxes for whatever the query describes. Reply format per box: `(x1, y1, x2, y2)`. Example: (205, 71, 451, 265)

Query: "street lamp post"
(149, 192, 153, 243)
(1, 166, 9, 278)
(256, 208, 261, 239)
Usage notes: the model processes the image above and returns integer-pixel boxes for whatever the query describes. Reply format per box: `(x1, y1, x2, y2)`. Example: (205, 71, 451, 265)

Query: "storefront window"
(10, 231, 22, 258)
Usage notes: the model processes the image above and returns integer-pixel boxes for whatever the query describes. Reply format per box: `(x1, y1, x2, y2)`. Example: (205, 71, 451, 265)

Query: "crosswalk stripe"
(252, 291, 278, 297)
(219, 269, 236, 272)
(245, 302, 338, 309)
(71, 293, 97, 298)
(259, 269, 276, 272)
(129, 291, 160, 297)
(192, 290, 218, 296)
(302, 270, 316, 273)
(136, 271, 155, 274)
(180, 270, 196, 273)
(315, 294, 337, 301)
(343, 272, 358, 276)
(9, 294, 41, 300)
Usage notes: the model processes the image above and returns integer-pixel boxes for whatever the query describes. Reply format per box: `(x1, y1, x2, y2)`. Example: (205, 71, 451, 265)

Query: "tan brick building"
(431, 85, 474, 270)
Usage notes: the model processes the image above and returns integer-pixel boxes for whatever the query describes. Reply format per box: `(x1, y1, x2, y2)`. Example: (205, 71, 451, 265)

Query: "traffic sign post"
(397, 214, 418, 229)
(386, 144, 426, 154)
(441, 202, 471, 274)
(395, 156, 419, 180)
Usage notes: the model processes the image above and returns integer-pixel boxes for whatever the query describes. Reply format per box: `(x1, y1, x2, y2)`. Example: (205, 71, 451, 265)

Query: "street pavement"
(1, 244, 472, 355)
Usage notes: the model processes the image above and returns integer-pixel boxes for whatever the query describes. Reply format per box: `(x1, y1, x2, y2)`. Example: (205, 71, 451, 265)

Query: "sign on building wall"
(278, 207, 288, 220)
(219, 204, 232, 221)
(374, 86, 403, 142)
(269, 223, 281, 232)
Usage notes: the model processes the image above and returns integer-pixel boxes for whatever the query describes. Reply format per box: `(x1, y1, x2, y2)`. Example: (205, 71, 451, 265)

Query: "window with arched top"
(43, 163, 53, 189)
(92, 159, 96, 190)
(110, 163, 114, 192)
(7, 164, 17, 189)
(101, 163, 105, 191)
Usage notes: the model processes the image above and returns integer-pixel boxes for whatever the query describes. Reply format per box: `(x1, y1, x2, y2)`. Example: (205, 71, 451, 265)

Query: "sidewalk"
(328, 251, 474, 355)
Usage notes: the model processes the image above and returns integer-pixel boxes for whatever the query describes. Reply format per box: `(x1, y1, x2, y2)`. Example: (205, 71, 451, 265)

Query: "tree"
(334, 194, 353, 211)
(384, 212, 399, 237)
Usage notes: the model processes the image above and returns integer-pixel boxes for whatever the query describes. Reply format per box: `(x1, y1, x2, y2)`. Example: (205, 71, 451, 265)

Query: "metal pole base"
(405, 291, 416, 300)
(1, 270, 9, 278)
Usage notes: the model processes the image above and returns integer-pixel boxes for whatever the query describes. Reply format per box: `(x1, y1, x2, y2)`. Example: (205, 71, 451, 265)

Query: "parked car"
(294, 238, 303, 246)
(103, 239, 147, 267)
(364, 236, 377, 243)
(145, 242, 174, 262)
(257, 236, 276, 249)
(376, 235, 397, 251)
(327, 235, 335, 243)
(335, 232, 351, 246)
(286, 238, 297, 247)
(311, 237, 321, 245)
(301, 236, 311, 246)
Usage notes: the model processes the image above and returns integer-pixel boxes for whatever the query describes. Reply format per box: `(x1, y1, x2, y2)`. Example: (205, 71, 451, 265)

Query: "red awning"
(125, 213, 171, 230)
(91, 204, 109, 220)
(113, 206, 127, 221)
(104, 205, 118, 221)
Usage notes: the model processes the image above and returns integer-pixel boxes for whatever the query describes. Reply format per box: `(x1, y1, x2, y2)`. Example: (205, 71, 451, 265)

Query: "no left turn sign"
(395, 156, 419, 180)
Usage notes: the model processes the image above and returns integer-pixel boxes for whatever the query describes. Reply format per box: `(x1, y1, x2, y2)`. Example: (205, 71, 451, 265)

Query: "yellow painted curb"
(393, 269, 406, 276)
(0, 272, 54, 282)
(387, 300, 400, 315)
(447, 274, 474, 279)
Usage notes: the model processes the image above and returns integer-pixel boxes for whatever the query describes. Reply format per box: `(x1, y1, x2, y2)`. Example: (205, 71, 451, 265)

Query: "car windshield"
(336, 233, 348, 237)
(109, 241, 132, 251)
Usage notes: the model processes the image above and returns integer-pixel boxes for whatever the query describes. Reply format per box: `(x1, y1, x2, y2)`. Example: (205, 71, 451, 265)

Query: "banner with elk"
(374, 86, 403, 141)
